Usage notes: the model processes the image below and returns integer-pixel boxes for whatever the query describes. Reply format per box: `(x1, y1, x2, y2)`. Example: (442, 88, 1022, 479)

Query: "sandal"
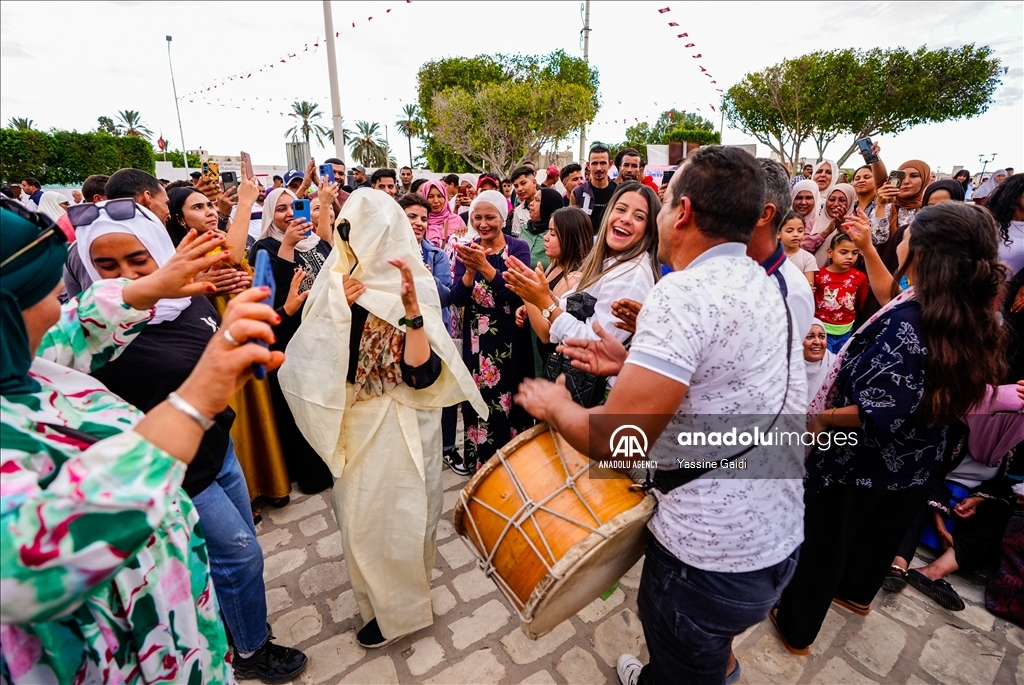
(906, 569, 965, 611)
(832, 597, 871, 616)
(266, 496, 290, 508)
(768, 607, 809, 656)
(252, 510, 263, 526)
(882, 565, 908, 593)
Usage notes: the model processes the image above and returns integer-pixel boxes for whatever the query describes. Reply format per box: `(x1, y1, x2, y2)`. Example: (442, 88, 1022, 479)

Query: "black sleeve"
(401, 350, 443, 389)
(270, 253, 297, 310)
(273, 306, 303, 351)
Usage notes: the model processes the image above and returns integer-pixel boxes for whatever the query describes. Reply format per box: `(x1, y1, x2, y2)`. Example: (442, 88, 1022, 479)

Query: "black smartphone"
(221, 171, 239, 193)
(887, 170, 906, 188)
(857, 138, 879, 164)
(661, 169, 676, 186)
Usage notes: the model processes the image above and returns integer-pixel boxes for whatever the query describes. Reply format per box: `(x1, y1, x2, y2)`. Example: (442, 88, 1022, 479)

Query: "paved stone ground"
(248, 476, 1024, 685)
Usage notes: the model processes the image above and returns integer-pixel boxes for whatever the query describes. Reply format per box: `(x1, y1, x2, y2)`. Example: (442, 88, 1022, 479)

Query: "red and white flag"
(668, 21, 679, 26)
(658, 7, 671, 13)
(157, 134, 166, 152)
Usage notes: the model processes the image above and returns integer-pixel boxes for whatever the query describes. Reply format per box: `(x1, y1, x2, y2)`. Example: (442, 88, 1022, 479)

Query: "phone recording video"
(887, 170, 906, 189)
(857, 138, 879, 165)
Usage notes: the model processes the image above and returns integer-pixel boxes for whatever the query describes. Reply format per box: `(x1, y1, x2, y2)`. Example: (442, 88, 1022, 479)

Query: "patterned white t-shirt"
(627, 242, 806, 573)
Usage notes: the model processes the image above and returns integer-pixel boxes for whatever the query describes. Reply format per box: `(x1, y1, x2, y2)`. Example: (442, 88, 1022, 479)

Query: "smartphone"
(293, 199, 312, 234)
(319, 164, 335, 184)
(857, 138, 879, 164)
(887, 170, 906, 188)
(240, 151, 254, 180)
(661, 169, 676, 186)
(221, 171, 239, 193)
(249, 249, 275, 380)
(201, 161, 220, 182)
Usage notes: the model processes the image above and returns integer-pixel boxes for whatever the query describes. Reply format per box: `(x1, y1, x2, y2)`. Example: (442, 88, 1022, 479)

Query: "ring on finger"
(223, 328, 242, 346)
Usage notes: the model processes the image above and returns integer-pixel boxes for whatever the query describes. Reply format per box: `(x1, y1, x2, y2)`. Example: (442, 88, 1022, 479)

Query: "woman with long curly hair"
(771, 202, 1008, 655)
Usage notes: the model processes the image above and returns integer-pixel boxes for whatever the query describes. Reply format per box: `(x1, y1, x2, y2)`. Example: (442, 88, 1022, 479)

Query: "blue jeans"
(826, 330, 851, 353)
(191, 441, 269, 653)
(637, 537, 798, 685)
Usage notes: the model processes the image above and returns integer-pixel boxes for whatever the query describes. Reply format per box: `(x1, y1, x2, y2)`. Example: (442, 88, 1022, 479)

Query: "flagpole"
(578, 0, 591, 164)
(166, 36, 189, 174)
(323, 1, 347, 163)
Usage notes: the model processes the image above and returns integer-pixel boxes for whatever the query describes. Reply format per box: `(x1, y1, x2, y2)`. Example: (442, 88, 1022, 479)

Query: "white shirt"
(230, 203, 265, 243)
(627, 242, 805, 573)
(549, 254, 656, 346)
(510, 201, 531, 238)
(777, 256, 815, 339)
(786, 248, 818, 276)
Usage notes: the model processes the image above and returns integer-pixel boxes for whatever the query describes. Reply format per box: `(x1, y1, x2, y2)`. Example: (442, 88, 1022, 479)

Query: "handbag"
(543, 291, 611, 408)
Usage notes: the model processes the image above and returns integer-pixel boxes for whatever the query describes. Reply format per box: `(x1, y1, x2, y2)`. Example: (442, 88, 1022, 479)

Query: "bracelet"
(167, 392, 215, 431)
(830, 407, 837, 427)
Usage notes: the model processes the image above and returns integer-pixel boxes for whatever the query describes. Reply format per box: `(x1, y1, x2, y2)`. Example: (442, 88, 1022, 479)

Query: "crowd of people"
(1, 140, 1022, 685)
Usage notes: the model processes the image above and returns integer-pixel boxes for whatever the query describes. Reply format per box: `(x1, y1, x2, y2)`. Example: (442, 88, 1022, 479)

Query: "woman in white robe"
(278, 189, 486, 647)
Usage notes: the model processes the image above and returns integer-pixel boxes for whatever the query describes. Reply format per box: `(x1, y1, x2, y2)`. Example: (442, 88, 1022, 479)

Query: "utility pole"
(577, 0, 591, 164)
(166, 36, 188, 174)
(323, 1, 346, 162)
(978, 153, 996, 180)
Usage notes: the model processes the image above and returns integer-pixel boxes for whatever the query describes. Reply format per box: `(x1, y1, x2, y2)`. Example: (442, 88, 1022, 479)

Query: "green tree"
(161, 148, 203, 169)
(97, 116, 120, 136)
(7, 117, 34, 131)
(395, 104, 420, 168)
(1, 128, 154, 184)
(619, 110, 718, 158)
(417, 50, 600, 175)
(723, 45, 1001, 168)
(349, 121, 387, 167)
(115, 110, 153, 139)
(285, 101, 332, 147)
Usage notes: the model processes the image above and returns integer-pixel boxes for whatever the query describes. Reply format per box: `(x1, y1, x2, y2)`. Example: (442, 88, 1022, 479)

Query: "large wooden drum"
(453, 423, 655, 639)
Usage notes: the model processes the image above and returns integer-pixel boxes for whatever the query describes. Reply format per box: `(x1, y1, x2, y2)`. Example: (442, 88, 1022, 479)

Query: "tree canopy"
(722, 45, 1002, 167)
(416, 50, 600, 175)
(1, 128, 154, 184)
(617, 109, 719, 159)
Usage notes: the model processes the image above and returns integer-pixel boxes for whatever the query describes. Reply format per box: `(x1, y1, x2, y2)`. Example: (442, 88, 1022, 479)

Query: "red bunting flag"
(700, 66, 707, 72)
(710, 104, 716, 111)
(693, 54, 702, 58)
(668, 22, 678, 26)
(352, 22, 355, 27)
(677, 32, 688, 37)
(684, 42, 695, 47)
(710, 80, 717, 84)
(368, 16, 373, 20)
(387, 8, 392, 12)
(658, 7, 670, 13)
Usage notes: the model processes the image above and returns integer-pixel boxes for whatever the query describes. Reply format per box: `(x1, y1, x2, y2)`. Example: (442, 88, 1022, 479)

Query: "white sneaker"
(617, 654, 643, 685)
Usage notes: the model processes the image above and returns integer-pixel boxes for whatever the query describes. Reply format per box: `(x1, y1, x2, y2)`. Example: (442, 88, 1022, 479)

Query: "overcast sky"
(2, 1, 1020, 174)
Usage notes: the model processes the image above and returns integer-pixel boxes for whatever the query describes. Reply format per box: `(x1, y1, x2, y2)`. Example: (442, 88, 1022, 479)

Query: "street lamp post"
(166, 36, 189, 174)
(978, 153, 997, 180)
(577, 0, 591, 164)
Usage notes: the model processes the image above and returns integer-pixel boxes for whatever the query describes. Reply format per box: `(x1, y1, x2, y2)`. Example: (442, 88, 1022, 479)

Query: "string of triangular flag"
(180, 1, 411, 100)
(657, 6, 723, 112)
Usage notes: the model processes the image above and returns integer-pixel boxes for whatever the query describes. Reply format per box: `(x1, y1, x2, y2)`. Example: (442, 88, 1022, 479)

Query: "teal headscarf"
(0, 207, 68, 395)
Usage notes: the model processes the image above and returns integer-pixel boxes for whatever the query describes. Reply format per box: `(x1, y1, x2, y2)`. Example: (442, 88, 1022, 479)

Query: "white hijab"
(803, 320, 836, 409)
(77, 201, 191, 324)
(468, 190, 509, 223)
(791, 180, 821, 233)
(812, 160, 839, 203)
(259, 187, 321, 252)
(974, 169, 1006, 199)
(37, 191, 69, 221)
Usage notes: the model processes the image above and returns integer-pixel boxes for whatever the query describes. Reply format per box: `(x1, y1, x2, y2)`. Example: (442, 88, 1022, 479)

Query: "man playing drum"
(516, 146, 806, 685)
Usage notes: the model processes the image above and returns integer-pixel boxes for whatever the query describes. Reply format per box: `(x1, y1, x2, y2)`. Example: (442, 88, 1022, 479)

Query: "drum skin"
(454, 423, 655, 638)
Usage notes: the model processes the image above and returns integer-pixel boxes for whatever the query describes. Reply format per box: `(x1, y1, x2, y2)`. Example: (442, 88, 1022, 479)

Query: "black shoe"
(443, 449, 474, 477)
(233, 636, 308, 684)
(882, 565, 908, 593)
(357, 618, 397, 649)
(906, 569, 965, 611)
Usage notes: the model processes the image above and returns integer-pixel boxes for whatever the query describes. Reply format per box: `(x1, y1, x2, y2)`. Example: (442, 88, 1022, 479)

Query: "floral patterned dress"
(450, 237, 535, 467)
(0, 280, 232, 684)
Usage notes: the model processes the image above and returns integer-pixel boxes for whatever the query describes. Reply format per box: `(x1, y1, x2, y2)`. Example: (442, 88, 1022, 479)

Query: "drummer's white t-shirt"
(626, 242, 806, 573)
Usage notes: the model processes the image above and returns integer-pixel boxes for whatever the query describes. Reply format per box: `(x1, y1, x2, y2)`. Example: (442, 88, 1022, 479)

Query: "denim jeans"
(191, 441, 269, 653)
(637, 537, 798, 685)
(826, 330, 851, 353)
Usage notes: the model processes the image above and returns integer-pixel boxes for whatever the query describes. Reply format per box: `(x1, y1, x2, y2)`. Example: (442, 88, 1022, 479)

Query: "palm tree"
(7, 117, 34, 130)
(395, 104, 420, 168)
(116, 110, 153, 139)
(285, 100, 332, 147)
(349, 121, 387, 167)
(322, 116, 355, 148)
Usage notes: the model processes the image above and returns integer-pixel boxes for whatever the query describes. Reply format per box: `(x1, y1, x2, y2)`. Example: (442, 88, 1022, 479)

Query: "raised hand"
(387, 257, 421, 315)
(122, 230, 231, 310)
(283, 268, 309, 316)
(504, 256, 552, 308)
(557, 321, 629, 377)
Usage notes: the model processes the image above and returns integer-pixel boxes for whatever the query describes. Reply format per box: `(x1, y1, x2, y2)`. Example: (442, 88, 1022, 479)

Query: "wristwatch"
(399, 314, 424, 329)
(541, 302, 558, 320)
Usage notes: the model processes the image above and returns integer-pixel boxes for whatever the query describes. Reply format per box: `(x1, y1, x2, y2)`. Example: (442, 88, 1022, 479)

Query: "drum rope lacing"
(459, 425, 612, 614)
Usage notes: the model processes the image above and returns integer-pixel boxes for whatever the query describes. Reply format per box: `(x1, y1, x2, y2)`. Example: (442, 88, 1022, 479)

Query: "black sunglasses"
(67, 198, 157, 229)
(0, 197, 68, 269)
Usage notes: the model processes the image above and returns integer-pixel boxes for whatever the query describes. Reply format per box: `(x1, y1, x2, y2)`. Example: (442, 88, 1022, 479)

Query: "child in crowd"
(780, 211, 817, 287)
(814, 232, 868, 352)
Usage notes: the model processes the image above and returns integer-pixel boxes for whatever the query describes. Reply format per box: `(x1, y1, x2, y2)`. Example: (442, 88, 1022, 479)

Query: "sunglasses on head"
(67, 198, 158, 229)
(0, 197, 68, 269)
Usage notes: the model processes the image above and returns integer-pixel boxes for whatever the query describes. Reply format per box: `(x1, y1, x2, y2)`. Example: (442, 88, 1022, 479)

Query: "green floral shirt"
(0, 279, 232, 684)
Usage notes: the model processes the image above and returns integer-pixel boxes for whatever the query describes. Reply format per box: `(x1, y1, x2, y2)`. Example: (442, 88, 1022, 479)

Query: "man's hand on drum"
(558, 321, 629, 377)
(514, 375, 573, 423)
(611, 298, 642, 335)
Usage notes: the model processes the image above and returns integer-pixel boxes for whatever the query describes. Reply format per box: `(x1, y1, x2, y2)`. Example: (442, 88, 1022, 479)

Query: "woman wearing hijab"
(278, 191, 485, 648)
(522, 186, 565, 270)
(36, 190, 75, 241)
(922, 179, 966, 206)
(0, 199, 282, 683)
(167, 180, 292, 512)
(802, 183, 856, 267)
(871, 159, 930, 272)
(812, 160, 839, 202)
(802, 320, 836, 410)
(449, 190, 534, 474)
(419, 180, 467, 251)
(791, 180, 821, 234)
(973, 169, 1007, 205)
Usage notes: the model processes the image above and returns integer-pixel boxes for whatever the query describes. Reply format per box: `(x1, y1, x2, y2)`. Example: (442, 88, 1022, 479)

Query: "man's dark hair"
(670, 146, 765, 244)
(21, 177, 41, 189)
(166, 179, 194, 190)
(105, 168, 163, 200)
(614, 148, 643, 168)
(510, 166, 536, 183)
(757, 159, 791, 232)
(588, 144, 610, 161)
(400, 165, 412, 172)
(0, 185, 15, 199)
(272, 175, 283, 182)
(398, 192, 431, 215)
(410, 178, 428, 194)
(324, 158, 344, 166)
(559, 163, 582, 182)
(501, 178, 512, 186)
(442, 174, 460, 186)
(81, 174, 110, 202)
(522, 160, 536, 167)
(370, 168, 397, 186)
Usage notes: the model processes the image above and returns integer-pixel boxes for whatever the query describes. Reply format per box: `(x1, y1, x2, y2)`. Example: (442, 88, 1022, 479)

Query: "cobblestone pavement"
(249, 475, 1024, 685)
